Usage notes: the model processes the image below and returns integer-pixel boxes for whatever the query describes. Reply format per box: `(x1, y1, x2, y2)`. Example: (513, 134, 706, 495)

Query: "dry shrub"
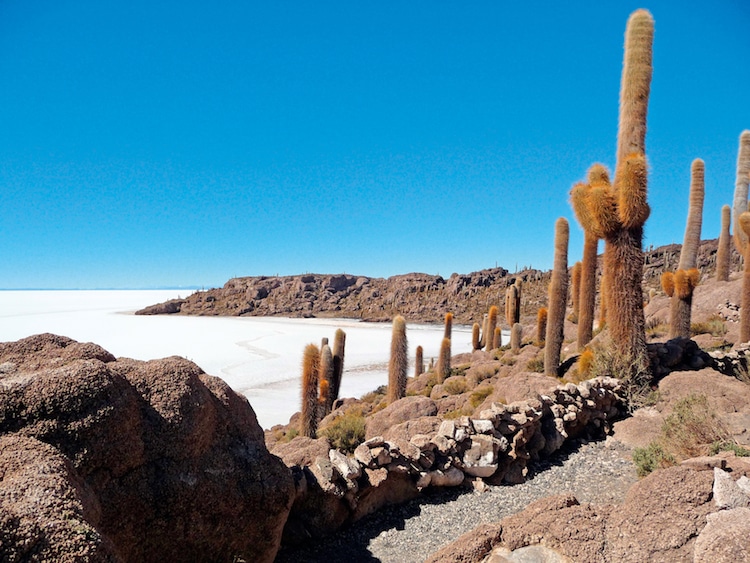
(319, 407, 366, 453)
(469, 386, 493, 409)
(443, 377, 468, 396)
(467, 363, 498, 387)
(690, 315, 727, 337)
(526, 353, 545, 373)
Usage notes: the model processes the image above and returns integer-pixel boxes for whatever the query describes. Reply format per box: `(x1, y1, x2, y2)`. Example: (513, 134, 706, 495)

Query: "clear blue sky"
(1, 1, 748, 289)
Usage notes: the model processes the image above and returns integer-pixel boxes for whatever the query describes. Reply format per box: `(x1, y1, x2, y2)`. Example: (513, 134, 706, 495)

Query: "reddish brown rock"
(694, 508, 750, 563)
(271, 435, 332, 467)
(365, 396, 438, 439)
(0, 334, 294, 563)
(423, 523, 503, 563)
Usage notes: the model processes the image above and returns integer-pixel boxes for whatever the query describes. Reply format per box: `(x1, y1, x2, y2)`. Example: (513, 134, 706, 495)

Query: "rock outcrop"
(0, 334, 295, 562)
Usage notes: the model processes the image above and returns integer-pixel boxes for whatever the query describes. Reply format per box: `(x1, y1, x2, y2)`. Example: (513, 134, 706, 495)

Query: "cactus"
(545, 218, 569, 376)
(435, 337, 451, 383)
(387, 315, 408, 403)
(536, 307, 548, 346)
(732, 131, 750, 254)
(300, 343, 321, 438)
(505, 281, 522, 327)
(321, 337, 329, 348)
(569, 10, 653, 380)
(472, 323, 481, 351)
(480, 314, 489, 350)
(716, 205, 731, 282)
(736, 212, 750, 342)
(511, 323, 522, 353)
(571, 261, 582, 322)
(319, 343, 334, 415)
(331, 329, 346, 405)
(485, 306, 499, 351)
(666, 159, 704, 338)
(493, 327, 502, 350)
(415, 345, 424, 377)
(444, 312, 453, 340)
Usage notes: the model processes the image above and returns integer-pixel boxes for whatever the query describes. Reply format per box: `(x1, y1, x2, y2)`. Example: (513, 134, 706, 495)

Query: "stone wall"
(281, 376, 623, 544)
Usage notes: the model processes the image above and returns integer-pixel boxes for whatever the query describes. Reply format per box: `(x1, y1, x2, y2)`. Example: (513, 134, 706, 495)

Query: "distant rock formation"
(0, 334, 294, 562)
(137, 239, 735, 324)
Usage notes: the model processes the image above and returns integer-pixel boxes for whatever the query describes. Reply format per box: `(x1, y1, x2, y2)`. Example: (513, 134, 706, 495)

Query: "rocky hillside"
(137, 238, 739, 324)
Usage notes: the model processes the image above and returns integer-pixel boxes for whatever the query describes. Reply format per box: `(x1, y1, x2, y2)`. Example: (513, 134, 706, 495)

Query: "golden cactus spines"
(300, 343, 321, 438)
(740, 211, 750, 342)
(679, 159, 705, 271)
(732, 131, 750, 253)
(617, 153, 650, 229)
(387, 315, 408, 403)
(435, 337, 451, 384)
(716, 205, 732, 282)
(661, 272, 675, 297)
(545, 218, 569, 377)
(588, 184, 620, 238)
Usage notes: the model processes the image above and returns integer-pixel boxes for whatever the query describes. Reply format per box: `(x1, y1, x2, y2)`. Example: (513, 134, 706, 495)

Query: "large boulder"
(365, 396, 438, 439)
(0, 334, 294, 562)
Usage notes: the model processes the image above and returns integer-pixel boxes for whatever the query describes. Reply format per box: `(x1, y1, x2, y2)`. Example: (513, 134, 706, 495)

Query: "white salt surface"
(0, 290, 492, 429)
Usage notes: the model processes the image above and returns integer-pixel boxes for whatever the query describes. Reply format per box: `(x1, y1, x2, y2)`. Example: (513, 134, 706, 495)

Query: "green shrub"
(469, 386, 493, 408)
(526, 355, 545, 373)
(443, 377, 468, 396)
(320, 410, 366, 453)
(691, 316, 727, 337)
(632, 442, 676, 477)
(708, 440, 750, 457)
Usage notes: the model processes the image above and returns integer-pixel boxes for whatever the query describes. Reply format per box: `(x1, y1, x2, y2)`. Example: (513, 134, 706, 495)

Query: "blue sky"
(1, 1, 748, 289)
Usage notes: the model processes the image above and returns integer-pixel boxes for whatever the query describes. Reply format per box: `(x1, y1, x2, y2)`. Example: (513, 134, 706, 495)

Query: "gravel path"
(275, 437, 637, 562)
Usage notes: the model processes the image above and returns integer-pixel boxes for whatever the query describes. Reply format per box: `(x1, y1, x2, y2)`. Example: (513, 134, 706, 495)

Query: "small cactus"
(571, 261, 582, 322)
(387, 315, 408, 403)
(435, 337, 451, 383)
(319, 343, 335, 415)
(536, 307, 548, 346)
(472, 323, 481, 351)
(493, 327, 502, 350)
(415, 345, 424, 377)
(505, 281, 522, 327)
(511, 323, 523, 354)
(545, 218, 569, 377)
(331, 329, 346, 405)
(300, 343, 321, 438)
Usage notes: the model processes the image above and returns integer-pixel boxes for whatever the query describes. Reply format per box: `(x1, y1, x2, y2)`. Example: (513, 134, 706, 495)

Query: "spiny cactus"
(511, 323, 523, 354)
(415, 345, 424, 377)
(570, 9, 653, 380)
(536, 307, 548, 346)
(505, 281, 522, 327)
(435, 337, 451, 383)
(732, 131, 750, 254)
(486, 306, 499, 351)
(387, 315, 408, 403)
(736, 212, 750, 342)
(444, 312, 453, 340)
(480, 314, 489, 350)
(571, 164, 606, 348)
(319, 343, 335, 415)
(493, 327, 502, 350)
(545, 218, 569, 377)
(666, 159, 704, 338)
(571, 261, 582, 322)
(300, 343, 321, 438)
(716, 205, 731, 282)
(331, 328, 346, 405)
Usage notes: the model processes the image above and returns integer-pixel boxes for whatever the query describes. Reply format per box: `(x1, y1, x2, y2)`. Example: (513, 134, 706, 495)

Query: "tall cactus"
(485, 305, 499, 351)
(300, 343, 321, 438)
(570, 9, 653, 379)
(571, 164, 606, 348)
(666, 159, 704, 338)
(435, 337, 451, 383)
(505, 281, 522, 327)
(732, 131, 750, 254)
(545, 218, 569, 376)
(739, 213, 750, 342)
(331, 328, 346, 405)
(387, 315, 408, 403)
(716, 205, 731, 282)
